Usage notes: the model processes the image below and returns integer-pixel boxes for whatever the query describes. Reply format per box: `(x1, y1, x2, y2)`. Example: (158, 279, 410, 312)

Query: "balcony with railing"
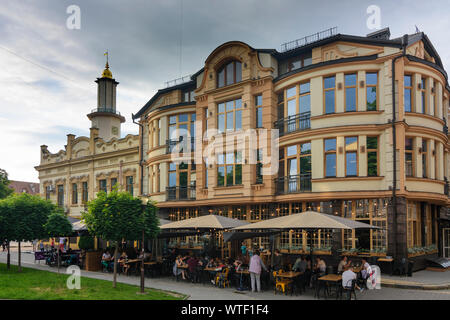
(90, 108, 122, 116)
(166, 137, 195, 154)
(275, 174, 312, 195)
(274, 112, 311, 137)
(166, 186, 196, 201)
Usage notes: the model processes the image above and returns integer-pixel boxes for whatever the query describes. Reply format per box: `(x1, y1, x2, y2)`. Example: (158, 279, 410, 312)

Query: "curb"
(381, 281, 450, 290)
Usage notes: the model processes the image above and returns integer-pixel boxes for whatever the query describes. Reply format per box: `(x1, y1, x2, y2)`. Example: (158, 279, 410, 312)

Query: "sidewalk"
(380, 270, 450, 290)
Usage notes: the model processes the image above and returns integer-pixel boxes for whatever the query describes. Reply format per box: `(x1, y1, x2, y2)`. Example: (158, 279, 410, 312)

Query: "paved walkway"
(381, 269, 450, 290)
(1, 251, 450, 300)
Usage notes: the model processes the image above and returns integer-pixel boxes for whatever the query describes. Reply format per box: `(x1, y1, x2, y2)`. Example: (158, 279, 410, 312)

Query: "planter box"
(85, 251, 102, 271)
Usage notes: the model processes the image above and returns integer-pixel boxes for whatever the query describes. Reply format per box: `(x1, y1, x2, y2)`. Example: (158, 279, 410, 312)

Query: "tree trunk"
(113, 245, 118, 288)
(18, 241, 22, 272)
(57, 244, 60, 273)
(140, 231, 145, 293)
(6, 241, 10, 270)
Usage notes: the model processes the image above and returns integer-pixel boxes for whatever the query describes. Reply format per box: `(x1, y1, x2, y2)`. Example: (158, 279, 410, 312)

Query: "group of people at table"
(173, 247, 373, 298)
(101, 248, 151, 274)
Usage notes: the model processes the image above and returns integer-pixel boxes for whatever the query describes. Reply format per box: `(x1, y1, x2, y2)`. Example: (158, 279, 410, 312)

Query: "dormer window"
(217, 60, 242, 88)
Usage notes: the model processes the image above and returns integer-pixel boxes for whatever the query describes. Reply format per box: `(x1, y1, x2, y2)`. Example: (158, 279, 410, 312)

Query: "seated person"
(293, 255, 307, 273)
(360, 258, 372, 280)
(173, 255, 187, 280)
(338, 256, 351, 274)
(342, 265, 362, 294)
(314, 257, 326, 274)
(118, 251, 129, 274)
(206, 258, 216, 268)
(101, 250, 112, 272)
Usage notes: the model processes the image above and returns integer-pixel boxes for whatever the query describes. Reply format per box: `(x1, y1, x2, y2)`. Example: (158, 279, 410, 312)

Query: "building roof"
(9, 180, 40, 195)
(133, 28, 447, 120)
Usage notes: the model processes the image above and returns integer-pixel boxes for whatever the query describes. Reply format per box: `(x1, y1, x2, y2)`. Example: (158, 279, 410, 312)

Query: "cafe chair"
(343, 279, 357, 300)
(273, 271, 293, 295)
(216, 268, 230, 288)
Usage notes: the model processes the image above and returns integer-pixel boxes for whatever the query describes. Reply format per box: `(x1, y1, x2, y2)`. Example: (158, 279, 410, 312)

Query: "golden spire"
(101, 51, 112, 79)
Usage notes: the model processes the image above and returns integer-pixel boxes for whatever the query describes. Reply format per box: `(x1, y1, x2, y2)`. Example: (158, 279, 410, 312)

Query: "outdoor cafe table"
(277, 271, 301, 279)
(318, 274, 342, 299)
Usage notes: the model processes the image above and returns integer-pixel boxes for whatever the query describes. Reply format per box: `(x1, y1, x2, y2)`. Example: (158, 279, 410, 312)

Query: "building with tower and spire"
(35, 57, 140, 219)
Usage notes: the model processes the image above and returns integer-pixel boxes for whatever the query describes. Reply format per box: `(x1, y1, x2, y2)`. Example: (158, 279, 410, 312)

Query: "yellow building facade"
(35, 64, 140, 219)
(133, 28, 450, 264)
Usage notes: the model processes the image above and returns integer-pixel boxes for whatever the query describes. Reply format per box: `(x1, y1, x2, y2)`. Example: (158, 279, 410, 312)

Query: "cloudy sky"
(1, 0, 449, 182)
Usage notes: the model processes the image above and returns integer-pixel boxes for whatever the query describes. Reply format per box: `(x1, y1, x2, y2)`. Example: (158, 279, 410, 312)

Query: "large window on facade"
(217, 98, 242, 133)
(366, 72, 378, 111)
(217, 60, 242, 88)
(168, 113, 195, 153)
(431, 80, 437, 117)
(256, 149, 263, 184)
(404, 75, 413, 112)
(110, 178, 117, 191)
(324, 138, 337, 177)
(126, 176, 133, 196)
(407, 201, 421, 248)
(285, 52, 312, 73)
(99, 179, 107, 193)
(82, 182, 88, 204)
(57, 185, 64, 207)
(367, 136, 378, 176)
(405, 137, 414, 177)
(422, 139, 428, 178)
(324, 76, 336, 114)
(345, 74, 357, 112)
(182, 89, 196, 102)
(345, 137, 358, 176)
(217, 151, 242, 187)
(420, 77, 426, 114)
(72, 183, 78, 205)
(278, 143, 312, 193)
(45, 186, 51, 200)
(255, 95, 263, 128)
(168, 162, 177, 187)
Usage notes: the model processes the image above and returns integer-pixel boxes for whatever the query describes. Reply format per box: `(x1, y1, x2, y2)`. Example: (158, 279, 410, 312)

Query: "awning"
(232, 210, 381, 231)
(160, 214, 249, 231)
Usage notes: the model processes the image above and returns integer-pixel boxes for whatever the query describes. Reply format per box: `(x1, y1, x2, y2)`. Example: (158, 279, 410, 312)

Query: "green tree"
(44, 210, 73, 272)
(82, 190, 145, 288)
(0, 168, 13, 199)
(78, 235, 95, 251)
(0, 193, 55, 272)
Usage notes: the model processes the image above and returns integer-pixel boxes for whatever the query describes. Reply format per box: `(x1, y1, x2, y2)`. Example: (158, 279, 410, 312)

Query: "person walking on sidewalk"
(249, 250, 268, 293)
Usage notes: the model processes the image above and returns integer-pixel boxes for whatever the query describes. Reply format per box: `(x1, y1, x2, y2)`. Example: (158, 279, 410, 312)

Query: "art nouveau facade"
(35, 64, 140, 218)
(133, 28, 450, 263)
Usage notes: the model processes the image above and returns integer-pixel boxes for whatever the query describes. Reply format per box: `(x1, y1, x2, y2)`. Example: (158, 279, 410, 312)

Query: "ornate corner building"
(35, 63, 140, 218)
(132, 28, 450, 264)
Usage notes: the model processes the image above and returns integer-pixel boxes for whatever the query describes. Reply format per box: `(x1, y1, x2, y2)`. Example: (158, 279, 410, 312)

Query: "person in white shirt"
(342, 265, 356, 289)
(360, 258, 372, 280)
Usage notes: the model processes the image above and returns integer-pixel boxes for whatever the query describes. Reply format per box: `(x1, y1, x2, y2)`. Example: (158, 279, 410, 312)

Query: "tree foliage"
(44, 210, 73, 237)
(0, 168, 13, 199)
(83, 190, 144, 242)
(78, 235, 95, 251)
(0, 193, 55, 242)
(143, 201, 160, 240)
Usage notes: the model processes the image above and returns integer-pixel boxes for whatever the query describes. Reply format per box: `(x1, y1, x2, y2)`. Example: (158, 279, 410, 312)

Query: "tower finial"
(101, 51, 112, 78)
(104, 50, 109, 68)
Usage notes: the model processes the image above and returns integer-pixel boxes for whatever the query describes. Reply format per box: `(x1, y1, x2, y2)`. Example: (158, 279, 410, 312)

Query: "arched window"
(217, 60, 242, 88)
